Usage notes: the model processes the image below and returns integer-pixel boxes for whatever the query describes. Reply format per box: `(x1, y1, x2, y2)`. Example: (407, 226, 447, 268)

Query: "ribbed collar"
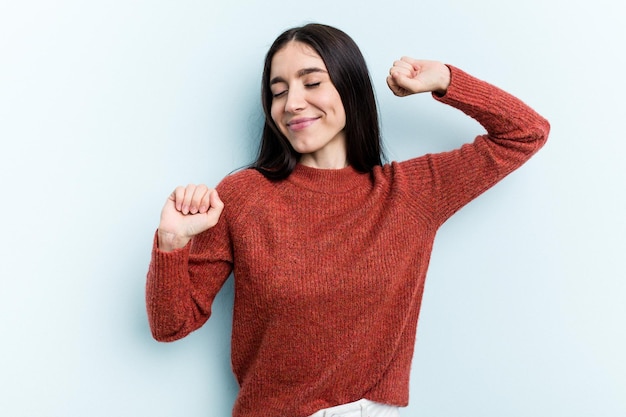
(287, 164, 368, 194)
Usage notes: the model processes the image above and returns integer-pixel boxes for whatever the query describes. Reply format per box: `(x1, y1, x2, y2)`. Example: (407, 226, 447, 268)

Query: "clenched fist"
(387, 57, 451, 97)
(157, 184, 224, 252)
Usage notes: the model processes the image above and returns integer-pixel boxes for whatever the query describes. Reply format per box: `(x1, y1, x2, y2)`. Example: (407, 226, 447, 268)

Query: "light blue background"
(1, 0, 625, 416)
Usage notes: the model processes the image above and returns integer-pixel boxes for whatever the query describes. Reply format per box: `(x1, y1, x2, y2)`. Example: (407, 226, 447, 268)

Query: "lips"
(286, 117, 319, 131)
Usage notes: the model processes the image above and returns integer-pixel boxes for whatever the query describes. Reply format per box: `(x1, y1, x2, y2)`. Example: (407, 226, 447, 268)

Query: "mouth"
(286, 117, 319, 131)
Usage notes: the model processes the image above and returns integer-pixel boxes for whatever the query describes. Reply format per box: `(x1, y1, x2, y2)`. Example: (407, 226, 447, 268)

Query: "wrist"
(434, 63, 451, 96)
(157, 229, 191, 252)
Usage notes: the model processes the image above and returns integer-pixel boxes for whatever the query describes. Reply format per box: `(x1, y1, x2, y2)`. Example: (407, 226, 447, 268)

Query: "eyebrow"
(270, 67, 328, 85)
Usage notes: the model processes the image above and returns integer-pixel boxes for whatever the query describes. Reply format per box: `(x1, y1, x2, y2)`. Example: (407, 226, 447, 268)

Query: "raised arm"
(388, 58, 550, 223)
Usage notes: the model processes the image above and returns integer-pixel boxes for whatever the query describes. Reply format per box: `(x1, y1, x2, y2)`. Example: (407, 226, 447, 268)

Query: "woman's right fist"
(157, 184, 224, 252)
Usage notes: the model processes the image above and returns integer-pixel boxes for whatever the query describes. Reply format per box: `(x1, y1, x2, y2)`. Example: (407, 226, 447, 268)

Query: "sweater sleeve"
(407, 65, 550, 224)
(145, 183, 234, 342)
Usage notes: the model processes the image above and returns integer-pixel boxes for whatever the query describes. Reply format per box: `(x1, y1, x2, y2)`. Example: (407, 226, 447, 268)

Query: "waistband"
(308, 398, 399, 417)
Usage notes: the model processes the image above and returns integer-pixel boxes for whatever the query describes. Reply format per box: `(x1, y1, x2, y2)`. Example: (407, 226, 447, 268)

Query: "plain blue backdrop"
(1, 0, 625, 416)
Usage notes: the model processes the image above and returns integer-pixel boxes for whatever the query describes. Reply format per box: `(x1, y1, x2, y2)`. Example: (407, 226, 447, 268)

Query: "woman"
(146, 23, 549, 417)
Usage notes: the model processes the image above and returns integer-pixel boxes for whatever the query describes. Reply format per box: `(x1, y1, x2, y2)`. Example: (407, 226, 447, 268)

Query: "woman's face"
(269, 41, 347, 169)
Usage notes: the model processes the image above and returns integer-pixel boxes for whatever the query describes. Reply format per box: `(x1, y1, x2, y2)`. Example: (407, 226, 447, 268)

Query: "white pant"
(308, 398, 400, 417)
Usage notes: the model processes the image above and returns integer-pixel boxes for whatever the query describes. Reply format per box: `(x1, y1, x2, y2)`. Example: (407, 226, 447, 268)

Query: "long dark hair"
(253, 23, 383, 180)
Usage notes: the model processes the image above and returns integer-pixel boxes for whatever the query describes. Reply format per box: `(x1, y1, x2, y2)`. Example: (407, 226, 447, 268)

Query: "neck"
(290, 164, 365, 193)
(299, 150, 348, 169)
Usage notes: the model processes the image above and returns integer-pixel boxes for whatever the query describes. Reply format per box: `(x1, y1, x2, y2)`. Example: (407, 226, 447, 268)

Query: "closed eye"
(272, 81, 321, 99)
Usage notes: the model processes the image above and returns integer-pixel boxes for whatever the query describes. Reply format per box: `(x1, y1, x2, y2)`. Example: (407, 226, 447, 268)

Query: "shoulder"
(367, 157, 435, 199)
(375, 156, 431, 180)
(216, 168, 270, 201)
(218, 167, 265, 189)
(215, 168, 283, 215)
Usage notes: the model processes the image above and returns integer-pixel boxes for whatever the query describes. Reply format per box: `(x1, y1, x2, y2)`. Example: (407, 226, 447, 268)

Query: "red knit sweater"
(146, 66, 549, 417)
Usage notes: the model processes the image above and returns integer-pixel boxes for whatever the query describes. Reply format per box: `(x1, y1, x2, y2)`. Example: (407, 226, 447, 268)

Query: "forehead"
(270, 41, 327, 77)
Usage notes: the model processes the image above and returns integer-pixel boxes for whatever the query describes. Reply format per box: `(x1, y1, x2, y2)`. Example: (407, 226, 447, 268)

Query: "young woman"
(146, 23, 549, 417)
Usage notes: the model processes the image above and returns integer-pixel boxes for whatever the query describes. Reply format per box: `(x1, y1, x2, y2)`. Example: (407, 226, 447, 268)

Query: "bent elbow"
(146, 306, 189, 342)
(149, 319, 191, 343)
(147, 305, 210, 343)
(538, 116, 551, 147)
(526, 115, 550, 154)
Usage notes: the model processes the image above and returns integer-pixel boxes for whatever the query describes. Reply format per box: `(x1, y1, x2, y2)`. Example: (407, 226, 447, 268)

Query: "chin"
(290, 142, 317, 155)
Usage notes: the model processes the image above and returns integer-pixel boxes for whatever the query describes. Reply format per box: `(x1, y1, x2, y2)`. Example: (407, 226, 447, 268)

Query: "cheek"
(330, 94, 347, 126)
(337, 104, 347, 127)
(326, 87, 342, 107)
(270, 103, 283, 129)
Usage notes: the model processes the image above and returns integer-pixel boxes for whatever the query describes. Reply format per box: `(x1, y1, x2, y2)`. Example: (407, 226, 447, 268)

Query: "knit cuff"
(150, 230, 191, 273)
(432, 65, 491, 106)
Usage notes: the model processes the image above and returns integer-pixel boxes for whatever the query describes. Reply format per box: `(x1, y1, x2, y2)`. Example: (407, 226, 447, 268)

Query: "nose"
(284, 86, 306, 113)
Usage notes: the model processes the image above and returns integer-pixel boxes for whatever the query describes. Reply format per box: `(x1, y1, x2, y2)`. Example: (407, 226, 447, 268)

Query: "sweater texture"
(146, 66, 549, 417)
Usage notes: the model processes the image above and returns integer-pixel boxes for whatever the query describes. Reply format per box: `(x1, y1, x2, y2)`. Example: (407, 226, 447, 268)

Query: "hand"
(386, 57, 451, 97)
(157, 184, 224, 252)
